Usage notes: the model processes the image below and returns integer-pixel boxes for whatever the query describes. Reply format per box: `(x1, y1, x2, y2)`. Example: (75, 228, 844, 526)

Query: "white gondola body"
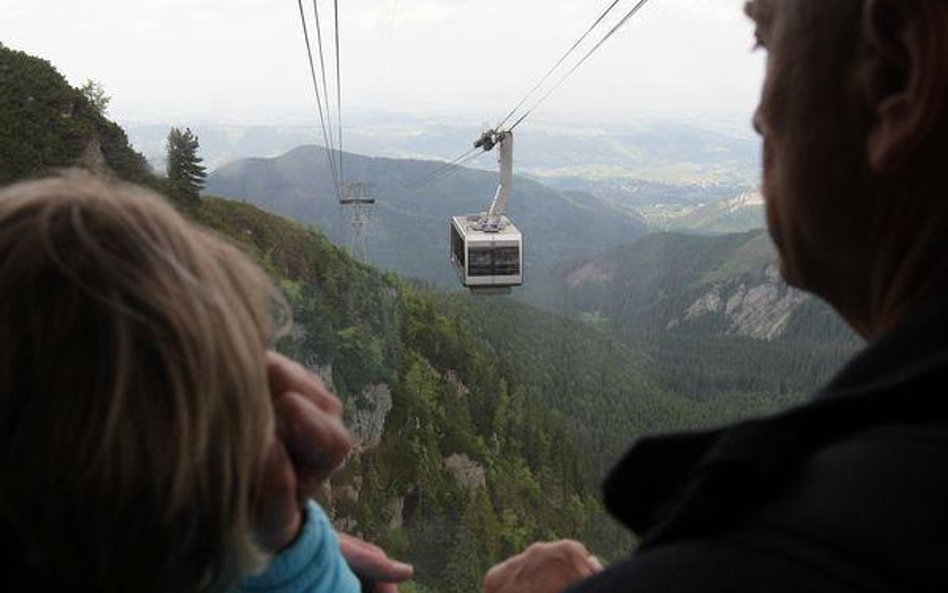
(450, 214, 523, 291)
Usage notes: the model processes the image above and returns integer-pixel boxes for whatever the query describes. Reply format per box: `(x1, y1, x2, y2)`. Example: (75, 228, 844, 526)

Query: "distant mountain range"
(205, 145, 649, 286)
(126, 118, 761, 186)
(205, 137, 853, 401)
(541, 177, 766, 234)
(668, 191, 765, 233)
(136, 118, 766, 237)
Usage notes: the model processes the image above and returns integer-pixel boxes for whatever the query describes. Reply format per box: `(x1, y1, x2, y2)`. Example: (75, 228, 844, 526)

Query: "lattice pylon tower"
(339, 182, 376, 262)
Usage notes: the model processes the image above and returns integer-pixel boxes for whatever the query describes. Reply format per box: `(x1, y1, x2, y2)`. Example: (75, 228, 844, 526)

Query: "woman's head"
(0, 171, 282, 591)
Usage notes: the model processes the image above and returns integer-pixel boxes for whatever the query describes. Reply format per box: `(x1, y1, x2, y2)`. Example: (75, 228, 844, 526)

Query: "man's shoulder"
(746, 421, 948, 587)
(586, 422, 948, 593)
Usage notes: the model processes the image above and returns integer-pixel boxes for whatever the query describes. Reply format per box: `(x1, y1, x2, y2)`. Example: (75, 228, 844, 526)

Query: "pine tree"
(165, 127, 206, 204)
(79, 79, 110, 115)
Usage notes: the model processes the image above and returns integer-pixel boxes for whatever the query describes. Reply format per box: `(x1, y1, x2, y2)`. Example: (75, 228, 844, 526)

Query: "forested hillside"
(522, 230, 862, 402)
(198, 198, 646, 591)
(199, 202, 805, 592)
(0, 44, 153, 187)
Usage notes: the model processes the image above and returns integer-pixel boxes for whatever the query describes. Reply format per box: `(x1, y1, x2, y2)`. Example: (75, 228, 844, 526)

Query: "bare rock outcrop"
(677, 264, 808, 340)
(444, 453, 486, 490)
(347, 384, 393, 453)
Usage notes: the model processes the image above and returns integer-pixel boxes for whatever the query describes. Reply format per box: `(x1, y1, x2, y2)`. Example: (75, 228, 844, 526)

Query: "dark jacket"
(572, 295, 948, 593)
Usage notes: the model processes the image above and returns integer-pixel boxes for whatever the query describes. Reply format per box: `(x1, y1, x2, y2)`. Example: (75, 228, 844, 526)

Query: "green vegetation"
(166, 127, 207, 205)
(0, 44, 153, 187)
(197, 198, 637, 590)
(1, 44, 864, 593)
(522, 230, 861, 404)
(78, 79, 111, 115)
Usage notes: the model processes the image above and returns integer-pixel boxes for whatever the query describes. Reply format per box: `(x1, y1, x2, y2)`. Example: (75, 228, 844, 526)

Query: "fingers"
(254, 438, 302, 552)
(484, 540, 602, 593)
(547, 540, 601, 580)
(338, 533, 415, 583)
(588, 555, 604, 571)
(274, 390, 352, 499)
(483, 557, 515, 593)
(266, 351, 350, 497)
(256, 353, 351, 552)
(267, 351, 343, 416)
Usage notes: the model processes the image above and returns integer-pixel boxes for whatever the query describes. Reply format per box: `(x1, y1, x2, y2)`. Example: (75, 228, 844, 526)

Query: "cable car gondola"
(449, 130, 523, 293)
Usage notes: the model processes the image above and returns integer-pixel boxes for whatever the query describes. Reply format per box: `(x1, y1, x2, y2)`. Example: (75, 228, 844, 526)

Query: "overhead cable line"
(334, 0, 344, 189)
(494, 0, 623, 131)
(449, 148, 489, 173)
(419, 147, 482, 185)
(312, 2, 336, 142)
(380, 0, 400, 87)
(454, 148, 489, 169)
(402, 0, 655, 196)
(296, 0, 341, 200)
(509, 0, 653, 131)
(311, 0, 340, 193)
(408, 147, 486, 190)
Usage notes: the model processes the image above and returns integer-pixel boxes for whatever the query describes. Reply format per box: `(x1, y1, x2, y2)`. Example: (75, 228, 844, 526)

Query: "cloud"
(0, 0, 763, 124)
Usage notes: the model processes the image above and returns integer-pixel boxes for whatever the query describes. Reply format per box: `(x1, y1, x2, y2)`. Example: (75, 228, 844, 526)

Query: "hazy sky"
(1, 0, 764, 126)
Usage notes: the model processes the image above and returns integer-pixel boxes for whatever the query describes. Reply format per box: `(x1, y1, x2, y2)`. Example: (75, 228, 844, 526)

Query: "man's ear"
(863, 0, 948, 173)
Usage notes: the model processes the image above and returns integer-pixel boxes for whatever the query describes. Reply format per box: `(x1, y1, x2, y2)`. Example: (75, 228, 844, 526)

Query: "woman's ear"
(863, 0, 948, 173)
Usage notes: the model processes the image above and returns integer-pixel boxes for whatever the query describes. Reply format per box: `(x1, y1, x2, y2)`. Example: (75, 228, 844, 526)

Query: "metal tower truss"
(340, 182, 376, 262)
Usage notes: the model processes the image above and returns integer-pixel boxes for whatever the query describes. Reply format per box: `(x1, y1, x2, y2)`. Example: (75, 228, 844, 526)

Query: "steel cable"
(312, 3, 336, 141)
(334, 0, 344, 190)
(495, 0, 623, 131)
(406, 147, 487, 190)
(510, 0, 653, 131)
(296, 0, 341, 200)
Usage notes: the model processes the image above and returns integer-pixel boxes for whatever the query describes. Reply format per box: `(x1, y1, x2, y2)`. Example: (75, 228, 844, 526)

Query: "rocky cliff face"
(444, 453, 487, 490)
(347, 384, 394, 453)
(672, 264, 810, 340)
(308, 360, 394, 453)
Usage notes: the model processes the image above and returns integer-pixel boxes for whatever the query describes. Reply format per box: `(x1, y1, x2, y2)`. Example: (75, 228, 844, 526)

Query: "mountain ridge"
(521, 230, 862, 401)
(207, 144, 650, 286)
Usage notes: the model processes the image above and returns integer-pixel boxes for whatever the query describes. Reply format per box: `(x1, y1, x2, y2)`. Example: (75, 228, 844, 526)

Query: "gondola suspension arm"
(475, 130, 514, 231)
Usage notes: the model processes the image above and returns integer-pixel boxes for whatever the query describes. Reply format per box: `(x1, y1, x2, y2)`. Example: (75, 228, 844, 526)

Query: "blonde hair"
(0, 171, 284, 591)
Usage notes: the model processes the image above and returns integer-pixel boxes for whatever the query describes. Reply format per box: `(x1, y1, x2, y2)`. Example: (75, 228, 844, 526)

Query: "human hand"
(484, 541, 603, 593)
(339, 533, 415, 593)
(255, 352, 353, 552)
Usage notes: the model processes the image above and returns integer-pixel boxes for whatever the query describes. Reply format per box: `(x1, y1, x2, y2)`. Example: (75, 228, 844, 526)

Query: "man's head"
(746, 0, 948, 336)
(0, 172, 283, 591)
